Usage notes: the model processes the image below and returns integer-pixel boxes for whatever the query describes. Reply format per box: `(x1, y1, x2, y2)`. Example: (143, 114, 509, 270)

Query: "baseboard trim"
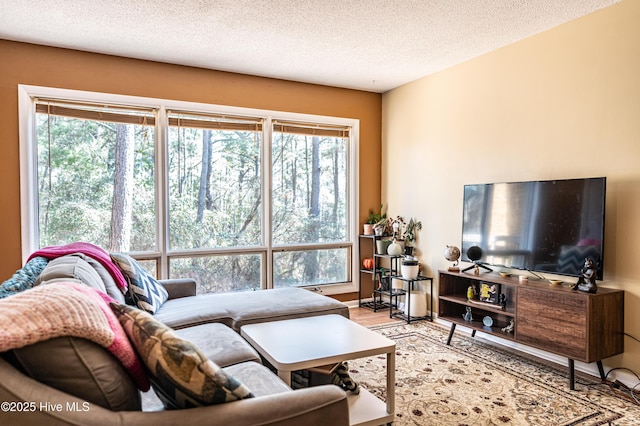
(345, 299, 367, 308)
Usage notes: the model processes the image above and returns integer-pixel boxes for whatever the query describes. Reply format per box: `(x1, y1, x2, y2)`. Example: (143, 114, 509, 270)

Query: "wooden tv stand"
(438, 270, 624, 390)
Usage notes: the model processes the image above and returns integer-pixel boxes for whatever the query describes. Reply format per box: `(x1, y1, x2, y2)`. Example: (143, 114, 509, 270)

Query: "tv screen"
(461, 177, 606, 280)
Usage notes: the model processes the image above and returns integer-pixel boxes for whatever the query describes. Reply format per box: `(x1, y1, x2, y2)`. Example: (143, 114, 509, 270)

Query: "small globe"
(444, 245, 461, 262)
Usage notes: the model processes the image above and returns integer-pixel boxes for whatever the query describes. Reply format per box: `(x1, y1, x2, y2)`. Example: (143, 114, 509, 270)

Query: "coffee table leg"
(278, 370, 292, 386)
(387, 350, 395, 416)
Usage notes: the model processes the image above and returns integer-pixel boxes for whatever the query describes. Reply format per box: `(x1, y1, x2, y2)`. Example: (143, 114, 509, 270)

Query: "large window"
(19, 86, 358, 295)
(34, 101, 157, 252)
(271, 121, 350, 287)
(166, 111, 264, 293)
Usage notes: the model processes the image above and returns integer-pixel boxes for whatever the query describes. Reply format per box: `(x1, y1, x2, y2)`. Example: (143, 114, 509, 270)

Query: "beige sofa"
(0, 279, 352, 425)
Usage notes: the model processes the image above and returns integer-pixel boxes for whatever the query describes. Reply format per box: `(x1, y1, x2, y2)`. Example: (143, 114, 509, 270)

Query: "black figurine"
(572, 257, 597, 293)
(498, 293, 507, 308)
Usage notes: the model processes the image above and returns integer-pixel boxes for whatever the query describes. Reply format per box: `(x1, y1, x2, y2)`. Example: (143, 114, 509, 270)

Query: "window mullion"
(264, 116, 274, 290)
(157, 106, 170, 279)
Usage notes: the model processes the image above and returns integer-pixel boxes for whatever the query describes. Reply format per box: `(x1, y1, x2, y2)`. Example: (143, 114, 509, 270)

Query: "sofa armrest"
(0, 357, 349, 426)
(158, 278, 196, 299)
(127, 386, 349, 426)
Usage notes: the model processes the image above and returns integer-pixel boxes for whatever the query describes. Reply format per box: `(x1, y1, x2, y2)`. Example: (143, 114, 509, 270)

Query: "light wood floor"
(348, 306, 403, 327)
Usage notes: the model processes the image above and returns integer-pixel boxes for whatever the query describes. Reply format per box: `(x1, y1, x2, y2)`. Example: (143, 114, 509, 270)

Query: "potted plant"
(375, 232, 392, 254)
(401, 258, 419, 280)
(384, 216, 405, 255)
(374, 218, 387, 236)
(364, 204, 386, 235)
(390, 216, 405, 239)
(377, 267, 390, 291)
(402, 217, 422, 256)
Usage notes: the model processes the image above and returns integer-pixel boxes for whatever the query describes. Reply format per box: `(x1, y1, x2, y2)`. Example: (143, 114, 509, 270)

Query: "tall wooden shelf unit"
(438, 270, 624, 390)
(358, 234, 398, 310)
(358, 234, 382, 307)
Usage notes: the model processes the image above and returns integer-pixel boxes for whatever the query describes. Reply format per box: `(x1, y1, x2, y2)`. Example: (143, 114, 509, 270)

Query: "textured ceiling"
(0, 0, 621, 93)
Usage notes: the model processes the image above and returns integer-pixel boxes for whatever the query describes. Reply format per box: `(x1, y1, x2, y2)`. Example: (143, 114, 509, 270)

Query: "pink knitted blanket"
(0, 282, 149, 391)
(27, 242, 128, 292)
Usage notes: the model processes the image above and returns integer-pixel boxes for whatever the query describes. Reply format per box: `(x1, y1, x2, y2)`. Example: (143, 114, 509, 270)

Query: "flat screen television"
(461, 177, 606, 280)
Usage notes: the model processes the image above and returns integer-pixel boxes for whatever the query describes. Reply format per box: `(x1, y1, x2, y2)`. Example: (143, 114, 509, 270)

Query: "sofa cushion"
(175, 323, 261, 368)
(9, 336, 141, 411)
(153, 288, 349, 331)
(223, 361, 292, 397)
(222, 288, 350, 332)
(111, 303, 254, 409)
(111, 253, 168, 314)
(35, 254, 107, 293)
(153, 294, 233, 329)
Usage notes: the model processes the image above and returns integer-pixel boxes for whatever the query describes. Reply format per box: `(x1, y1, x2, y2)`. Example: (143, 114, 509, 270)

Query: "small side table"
(390, 275, 433, 324)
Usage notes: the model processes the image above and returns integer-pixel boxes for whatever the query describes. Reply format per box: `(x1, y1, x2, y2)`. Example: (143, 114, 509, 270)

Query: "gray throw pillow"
(79, 253, 126, 303)
(36, 254, 107, 294)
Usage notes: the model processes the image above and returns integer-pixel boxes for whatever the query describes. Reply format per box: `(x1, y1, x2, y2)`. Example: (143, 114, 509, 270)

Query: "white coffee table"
(240, 314, 395, 426)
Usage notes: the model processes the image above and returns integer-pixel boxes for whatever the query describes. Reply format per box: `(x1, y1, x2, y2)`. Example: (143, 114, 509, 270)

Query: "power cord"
(603, 367, 640, 405)
(577, 333, 640, 406)
(624, 332, 640, 344)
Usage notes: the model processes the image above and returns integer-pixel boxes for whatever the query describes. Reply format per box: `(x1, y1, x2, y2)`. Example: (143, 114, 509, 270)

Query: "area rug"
(349, 321, 640, 425)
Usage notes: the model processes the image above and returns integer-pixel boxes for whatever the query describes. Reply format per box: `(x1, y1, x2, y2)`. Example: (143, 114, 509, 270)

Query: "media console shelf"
(438, 270, 624, 390)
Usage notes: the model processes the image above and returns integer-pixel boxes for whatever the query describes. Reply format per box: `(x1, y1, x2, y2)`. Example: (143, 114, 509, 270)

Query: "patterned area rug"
(349, 321, 640, 425)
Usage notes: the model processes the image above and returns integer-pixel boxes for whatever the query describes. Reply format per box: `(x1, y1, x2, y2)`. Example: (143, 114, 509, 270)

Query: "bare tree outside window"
(36, 104, 156, 252)
(110, 124, 135, 252)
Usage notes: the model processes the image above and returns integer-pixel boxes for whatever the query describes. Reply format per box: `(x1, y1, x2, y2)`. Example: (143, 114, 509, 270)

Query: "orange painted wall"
(0, 40, 382, 296)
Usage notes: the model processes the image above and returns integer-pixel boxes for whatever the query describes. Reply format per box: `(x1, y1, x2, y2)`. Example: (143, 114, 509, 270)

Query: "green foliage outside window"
(34, 100, 352, 293)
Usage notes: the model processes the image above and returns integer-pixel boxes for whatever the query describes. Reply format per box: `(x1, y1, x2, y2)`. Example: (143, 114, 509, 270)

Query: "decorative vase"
(376, 239, 391, 254)
(363, 223, 374, 235)
(387, 239, 403, 256)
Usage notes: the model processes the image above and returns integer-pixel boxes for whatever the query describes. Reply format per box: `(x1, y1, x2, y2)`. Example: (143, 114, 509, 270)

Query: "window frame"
(18, 85, 360, 295)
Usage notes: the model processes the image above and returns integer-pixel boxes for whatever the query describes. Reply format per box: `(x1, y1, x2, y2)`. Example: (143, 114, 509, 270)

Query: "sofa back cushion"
(8, 336, 141, 411)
